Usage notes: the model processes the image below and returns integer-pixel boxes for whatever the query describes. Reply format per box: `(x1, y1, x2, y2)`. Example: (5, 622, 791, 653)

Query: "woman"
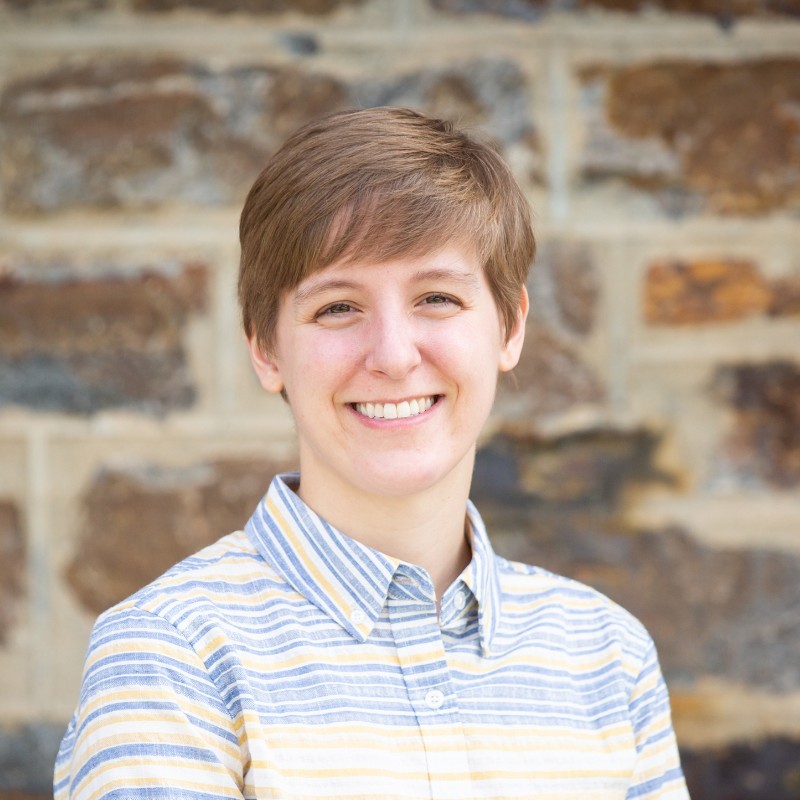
(56, 106, 689, 799)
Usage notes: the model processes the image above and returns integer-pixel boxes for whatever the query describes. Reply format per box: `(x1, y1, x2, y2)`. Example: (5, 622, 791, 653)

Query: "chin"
(354, 458, 465, 500)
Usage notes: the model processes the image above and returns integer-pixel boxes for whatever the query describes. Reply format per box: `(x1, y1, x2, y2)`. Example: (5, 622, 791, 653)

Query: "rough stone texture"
(768, 273, 800, 318)
(0, 723, 63, 796)
(0, 263, 207, 414)
(430, 0, 800, 22)
(0, 793, 51, 800)
(0, 0, 364, 17)
(474, 429, 800, 692)
(131, 0, 365, 12)
(0, 56, 535, 212)
(0, 58, 351, 212)
(713, 361, 800, 489)
(580, 60, 800, 215)
(494, 323, 604, 423)
(66, 457, 293, 613)
(681, 737, 800, 800)
(529, 242, 598, 337)
(644, 259, 773, 325)
(493, 241, 602, 424)
(0, 501, 24, 646)
(0, 0, 108, 11)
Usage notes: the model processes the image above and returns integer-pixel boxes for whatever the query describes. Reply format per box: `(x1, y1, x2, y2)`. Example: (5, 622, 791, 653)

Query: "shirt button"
(453, 590, 468, 610)
(350, 609, 367, 626)
(425, 689, 445, 710)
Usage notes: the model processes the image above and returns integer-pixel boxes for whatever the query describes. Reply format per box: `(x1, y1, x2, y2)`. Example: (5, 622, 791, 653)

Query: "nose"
(364, 308, 422, 380)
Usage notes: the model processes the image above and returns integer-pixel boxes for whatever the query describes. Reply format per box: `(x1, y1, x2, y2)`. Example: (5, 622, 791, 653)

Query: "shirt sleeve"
(54, 604, 245, 800)
(625, 638, 691, 800)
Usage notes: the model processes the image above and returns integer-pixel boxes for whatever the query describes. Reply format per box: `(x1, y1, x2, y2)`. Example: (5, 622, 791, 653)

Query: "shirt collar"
(245, 473, 501, 654)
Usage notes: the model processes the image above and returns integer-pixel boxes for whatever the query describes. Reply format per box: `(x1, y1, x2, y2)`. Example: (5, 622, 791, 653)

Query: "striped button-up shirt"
(55, 473, 689, 799)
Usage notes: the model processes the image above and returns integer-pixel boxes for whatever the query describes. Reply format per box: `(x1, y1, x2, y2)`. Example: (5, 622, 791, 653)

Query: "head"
(238, 106, 535, 356)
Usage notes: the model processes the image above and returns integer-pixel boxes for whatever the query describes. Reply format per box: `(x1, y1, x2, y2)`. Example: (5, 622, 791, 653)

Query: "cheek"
(283, 335, 363, 393)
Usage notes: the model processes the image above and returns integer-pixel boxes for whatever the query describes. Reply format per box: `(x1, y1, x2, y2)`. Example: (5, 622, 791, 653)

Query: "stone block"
(529, 241, 599, 337)
(579, 60, 800, 215)
(0, 439, 33, 719)
(0, 261, 208, 415)
(0, 58, 350, 213)
(129, 0, 366, 12)
(66, 455, 295, 614)
(474, 428, 800, 692)
(0, 501, 24, 647)
(494, 323, 604, 425)
(0, 724, 63, 797)
(713, 360, 800, 489)
(681, 737, 800, 800)
(644, 259, 773, 326)
(0, 55, 535, 213)
(0, 0, 363, 11)
(429, 0, 800, 22)
(768, 272, 800, 318)
(493, 241, 604, 428)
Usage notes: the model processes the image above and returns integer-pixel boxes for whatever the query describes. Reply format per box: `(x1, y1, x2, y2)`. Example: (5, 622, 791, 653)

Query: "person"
(54, 106, 689, 799)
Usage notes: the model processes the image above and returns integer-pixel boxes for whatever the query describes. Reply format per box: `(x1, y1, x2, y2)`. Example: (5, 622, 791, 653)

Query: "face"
(248, 245, 528, 508)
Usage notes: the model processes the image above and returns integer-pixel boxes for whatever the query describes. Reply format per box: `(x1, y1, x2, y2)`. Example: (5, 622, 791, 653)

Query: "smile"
(353, 396, 437, 420)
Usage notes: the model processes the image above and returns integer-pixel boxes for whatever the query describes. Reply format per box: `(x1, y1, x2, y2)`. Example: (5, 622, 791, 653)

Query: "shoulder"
(90, 528, 282, 650)
(492, 555, 655, 671)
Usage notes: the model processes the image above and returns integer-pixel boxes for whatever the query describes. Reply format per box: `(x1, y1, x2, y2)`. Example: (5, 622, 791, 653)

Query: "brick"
(681, 737, 800, 800)
(644, 259, 773, 325)
(0, 723, 63, 797)
(0, 263, 207, 414)
(65, 457, 293, 613)
(0, 56, 534, 212)
(0, 501, 24, 646)
(474, 429, 800, 691)
(429, 0, 800, 21)
(714, 361, 800, 489)
(580, 60, 800, 215)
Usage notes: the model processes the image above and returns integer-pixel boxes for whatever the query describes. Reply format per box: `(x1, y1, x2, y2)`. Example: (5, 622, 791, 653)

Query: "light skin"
(248, 244, 528, 600)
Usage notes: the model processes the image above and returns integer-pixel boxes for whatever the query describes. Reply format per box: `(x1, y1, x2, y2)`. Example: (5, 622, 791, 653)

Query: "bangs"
(310, 172, 500, 277)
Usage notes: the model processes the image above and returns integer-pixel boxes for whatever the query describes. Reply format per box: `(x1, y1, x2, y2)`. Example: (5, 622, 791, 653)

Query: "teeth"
(355, 396, 436, 420)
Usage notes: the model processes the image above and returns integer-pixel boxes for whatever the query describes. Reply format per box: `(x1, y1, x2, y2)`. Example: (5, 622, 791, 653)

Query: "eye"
(421, 293, 460, 307)
(317, 302, 354, 317)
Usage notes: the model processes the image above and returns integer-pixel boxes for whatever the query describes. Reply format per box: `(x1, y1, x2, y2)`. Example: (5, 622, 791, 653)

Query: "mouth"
(352, 395, 439, 420)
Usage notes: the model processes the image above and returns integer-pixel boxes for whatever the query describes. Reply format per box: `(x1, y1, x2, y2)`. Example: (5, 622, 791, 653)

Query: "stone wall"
(1, 1, 799, 796)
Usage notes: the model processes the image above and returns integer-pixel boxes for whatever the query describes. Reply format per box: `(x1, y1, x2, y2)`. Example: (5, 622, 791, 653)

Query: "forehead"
(289, 245, 484, 303)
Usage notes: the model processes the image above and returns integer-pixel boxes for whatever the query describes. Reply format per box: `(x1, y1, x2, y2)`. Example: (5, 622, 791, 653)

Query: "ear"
(498, 286, 529, 373)
(246, 335, 285, 394)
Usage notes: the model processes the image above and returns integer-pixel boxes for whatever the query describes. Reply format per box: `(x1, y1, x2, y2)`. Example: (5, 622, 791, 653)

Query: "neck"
(296, 457, 474, 601)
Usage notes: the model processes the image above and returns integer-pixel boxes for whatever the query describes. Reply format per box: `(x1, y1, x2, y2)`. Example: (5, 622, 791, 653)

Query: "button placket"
(388, 592, 473, 797)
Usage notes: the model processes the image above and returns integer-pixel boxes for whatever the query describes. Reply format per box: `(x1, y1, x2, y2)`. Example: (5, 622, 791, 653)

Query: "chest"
(219, 607, 638, 799)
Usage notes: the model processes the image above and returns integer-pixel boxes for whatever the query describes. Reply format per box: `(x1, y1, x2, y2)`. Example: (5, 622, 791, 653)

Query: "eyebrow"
(292, 279, 360, 308)
(292, 267, 481, 308)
